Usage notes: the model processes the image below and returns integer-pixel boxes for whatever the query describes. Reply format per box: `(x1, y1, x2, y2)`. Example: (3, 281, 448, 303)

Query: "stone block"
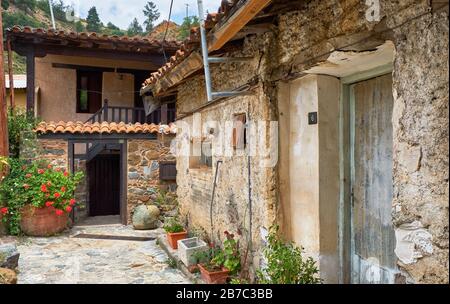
(0, 244, 20, 270)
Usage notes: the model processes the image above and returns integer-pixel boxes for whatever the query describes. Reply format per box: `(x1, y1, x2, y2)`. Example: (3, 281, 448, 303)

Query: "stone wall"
(37, 139, 68, 170)
(127, 136, 177, 223)
(174, 0, 448, 283)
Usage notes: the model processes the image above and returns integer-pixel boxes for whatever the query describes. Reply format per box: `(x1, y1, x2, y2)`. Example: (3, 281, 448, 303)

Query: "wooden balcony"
(86, 100, 176, 124)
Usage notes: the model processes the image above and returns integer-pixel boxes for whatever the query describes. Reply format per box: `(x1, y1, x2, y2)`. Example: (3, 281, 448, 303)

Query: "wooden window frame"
(76, 70, 103, 114)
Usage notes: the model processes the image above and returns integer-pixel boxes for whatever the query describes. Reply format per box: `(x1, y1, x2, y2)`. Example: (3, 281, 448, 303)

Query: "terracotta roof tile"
(7, 26, 181, 49)
(141, 0, 239, 89)
(35, 121, 177, 135)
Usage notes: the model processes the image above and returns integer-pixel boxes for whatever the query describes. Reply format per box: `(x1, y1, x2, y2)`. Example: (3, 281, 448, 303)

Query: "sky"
(61, 0, 220, 30)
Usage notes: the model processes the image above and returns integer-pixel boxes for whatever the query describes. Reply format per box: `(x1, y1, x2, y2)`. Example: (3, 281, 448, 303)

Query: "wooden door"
(350, 74, 397, 283)
(88, 154, 120, 216)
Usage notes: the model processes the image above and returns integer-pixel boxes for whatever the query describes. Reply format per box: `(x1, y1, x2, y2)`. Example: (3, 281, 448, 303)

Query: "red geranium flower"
(47, 181, 52, 186)
(55, 209, 64, 216)
(25, 173, 32, 178)
(38, 169, 45, 174)
(54, 192, 61, 198)
(47, 164, 53, 169)
(65, 206, 72, 213)
(61, 186, 66, 192)
(22, 165, 27, 170)
(64, 171, 69, 177)
(69, 198, 76, 206)
(0, 207, 8, 215)
(55, 168, 61, 172)
(45, 201, 54, 207)
(40, 184, 48, 192)
(23, 184, 30, 190)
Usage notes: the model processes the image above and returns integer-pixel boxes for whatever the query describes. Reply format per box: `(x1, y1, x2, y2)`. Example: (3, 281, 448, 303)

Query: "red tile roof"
(7, 26, 181, 50)
(35, 121, 177, 135)
(142, 1, 239, 89)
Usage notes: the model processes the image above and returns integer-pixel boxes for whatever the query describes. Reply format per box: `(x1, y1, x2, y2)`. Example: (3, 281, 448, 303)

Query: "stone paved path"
(13, 221, 190, 284)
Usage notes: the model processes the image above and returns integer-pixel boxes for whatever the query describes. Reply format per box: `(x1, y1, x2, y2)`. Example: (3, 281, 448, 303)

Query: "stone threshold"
(156, 235, 203, 284)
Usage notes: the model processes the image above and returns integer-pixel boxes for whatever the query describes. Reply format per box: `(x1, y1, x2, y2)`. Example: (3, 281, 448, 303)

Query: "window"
(232, 113, 247, 150)
(189, 140, 213, 169)
(77, 71, 103, 113)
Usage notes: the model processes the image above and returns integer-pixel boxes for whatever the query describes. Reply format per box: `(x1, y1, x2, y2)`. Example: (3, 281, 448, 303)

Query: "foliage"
(127, 17, 143, 36)
(2, 0, 10, 10)
(13, 0, 37, 11)
(163, 217, 184, 233)
(143, 1, 160, 33)
(178, 16, 199, 40)
(0, 157, 9, 183)
(86, 6, 101, 32)
(257, 226, 321, 284)
(74, 20, 85, 32)
(230, 277, 249, 284)
(7, 108, 40, 159)
(0, 159, 83, 235)
(3, 11, 45, 30)
(166, 257, 177, 268)
(197, 231, 242, 275)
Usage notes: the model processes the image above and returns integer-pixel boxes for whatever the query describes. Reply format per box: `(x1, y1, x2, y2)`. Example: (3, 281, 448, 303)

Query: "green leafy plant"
(163, 218, 184, 233)
(7, 108, 40, 159)
(200, 231, 242, 275)
(0, 159, 84, 235)
(257, 225, 321, 284)
(166, 257, 177, 268)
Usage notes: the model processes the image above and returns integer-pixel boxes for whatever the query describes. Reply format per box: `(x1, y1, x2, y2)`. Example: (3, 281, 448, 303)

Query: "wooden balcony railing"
(86, 100, 147, 124)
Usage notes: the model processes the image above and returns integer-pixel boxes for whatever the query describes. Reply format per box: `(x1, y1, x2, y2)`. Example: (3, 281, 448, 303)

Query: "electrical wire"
(161, 0, 175, 63)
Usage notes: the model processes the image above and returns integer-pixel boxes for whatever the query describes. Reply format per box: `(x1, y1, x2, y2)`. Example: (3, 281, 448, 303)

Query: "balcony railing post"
(103, 99, 109, 122)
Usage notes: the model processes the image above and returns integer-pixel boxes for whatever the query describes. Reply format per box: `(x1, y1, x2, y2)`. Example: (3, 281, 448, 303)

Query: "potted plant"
(0, 159, 83, 236)
(164, 218, 188, 249)
(198, 231, 241, 284)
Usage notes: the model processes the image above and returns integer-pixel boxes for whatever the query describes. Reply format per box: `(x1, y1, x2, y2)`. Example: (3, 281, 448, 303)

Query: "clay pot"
(20, 205, 68, 236)
(166, 231, 188, 249)
(198, 264, 230, 284)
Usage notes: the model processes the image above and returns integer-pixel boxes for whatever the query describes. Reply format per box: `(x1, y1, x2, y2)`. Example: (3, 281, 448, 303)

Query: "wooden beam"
(0, 3, 9, 156)
(26, 48, 35, 114)
(7, 38, 15, 109)
(153, 52, 204, 96)
(208, 0, 272, 52)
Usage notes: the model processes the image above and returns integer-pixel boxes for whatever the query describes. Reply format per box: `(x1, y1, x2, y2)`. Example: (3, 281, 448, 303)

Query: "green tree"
(103, 22, 125, 36)
(178, 16, 199, 40)
(2, 0, 10, 10)
(75, 21, 85, 32)
(127, 18, 143, 36)
(143, 1, 160, 33)
(86, 6, 101, 32)
(14, 0, 37, 11)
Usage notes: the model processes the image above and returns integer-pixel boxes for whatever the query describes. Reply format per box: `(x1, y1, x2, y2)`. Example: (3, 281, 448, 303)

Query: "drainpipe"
(196, 0, 213, 102)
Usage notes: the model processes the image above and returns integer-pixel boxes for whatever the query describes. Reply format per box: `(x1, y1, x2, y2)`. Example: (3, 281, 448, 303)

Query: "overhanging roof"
(7, 26, 181, 66)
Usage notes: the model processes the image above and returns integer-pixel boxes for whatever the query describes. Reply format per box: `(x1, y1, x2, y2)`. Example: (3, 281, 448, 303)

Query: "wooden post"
(161, 103, 168, 125)
(26, 48, 35, 114)
(0, 2, 10, 157)
(7, 38, 14, 109)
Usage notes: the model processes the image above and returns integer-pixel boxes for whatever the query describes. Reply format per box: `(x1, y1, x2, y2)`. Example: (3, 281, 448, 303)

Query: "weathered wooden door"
(350, 73, 397, 283)
(88, 154, 120, 216)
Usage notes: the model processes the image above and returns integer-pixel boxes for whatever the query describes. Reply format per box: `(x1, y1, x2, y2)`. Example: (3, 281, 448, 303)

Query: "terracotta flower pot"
(166, 231, 188, 249)
(20, 205, 68, 237)
(198, 264, 230, 284)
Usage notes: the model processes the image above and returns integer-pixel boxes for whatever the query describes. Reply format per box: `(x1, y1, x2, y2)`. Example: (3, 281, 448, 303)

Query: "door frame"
(339, 63, 393, 283)
(68, 139, 128, 225)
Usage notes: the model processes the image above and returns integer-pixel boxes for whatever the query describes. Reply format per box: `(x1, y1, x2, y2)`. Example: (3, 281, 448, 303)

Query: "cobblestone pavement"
(13, 220, 191, 284)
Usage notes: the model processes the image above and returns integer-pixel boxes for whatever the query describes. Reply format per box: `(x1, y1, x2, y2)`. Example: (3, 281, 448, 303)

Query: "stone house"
(141, 0, 449, 284)
(5, 26, 179, 224)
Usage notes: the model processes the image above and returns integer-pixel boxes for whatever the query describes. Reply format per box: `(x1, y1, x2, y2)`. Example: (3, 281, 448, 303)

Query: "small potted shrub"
(164, 218, 188, 249)
(198, 231, 241, 284)
(0, 159, 83, 236)
(256, 225, 321, 284)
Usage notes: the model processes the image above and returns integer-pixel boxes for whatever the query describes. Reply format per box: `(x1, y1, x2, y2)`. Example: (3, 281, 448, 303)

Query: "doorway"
(347, 73, 397, 283)
(88, 154, 121, 216)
